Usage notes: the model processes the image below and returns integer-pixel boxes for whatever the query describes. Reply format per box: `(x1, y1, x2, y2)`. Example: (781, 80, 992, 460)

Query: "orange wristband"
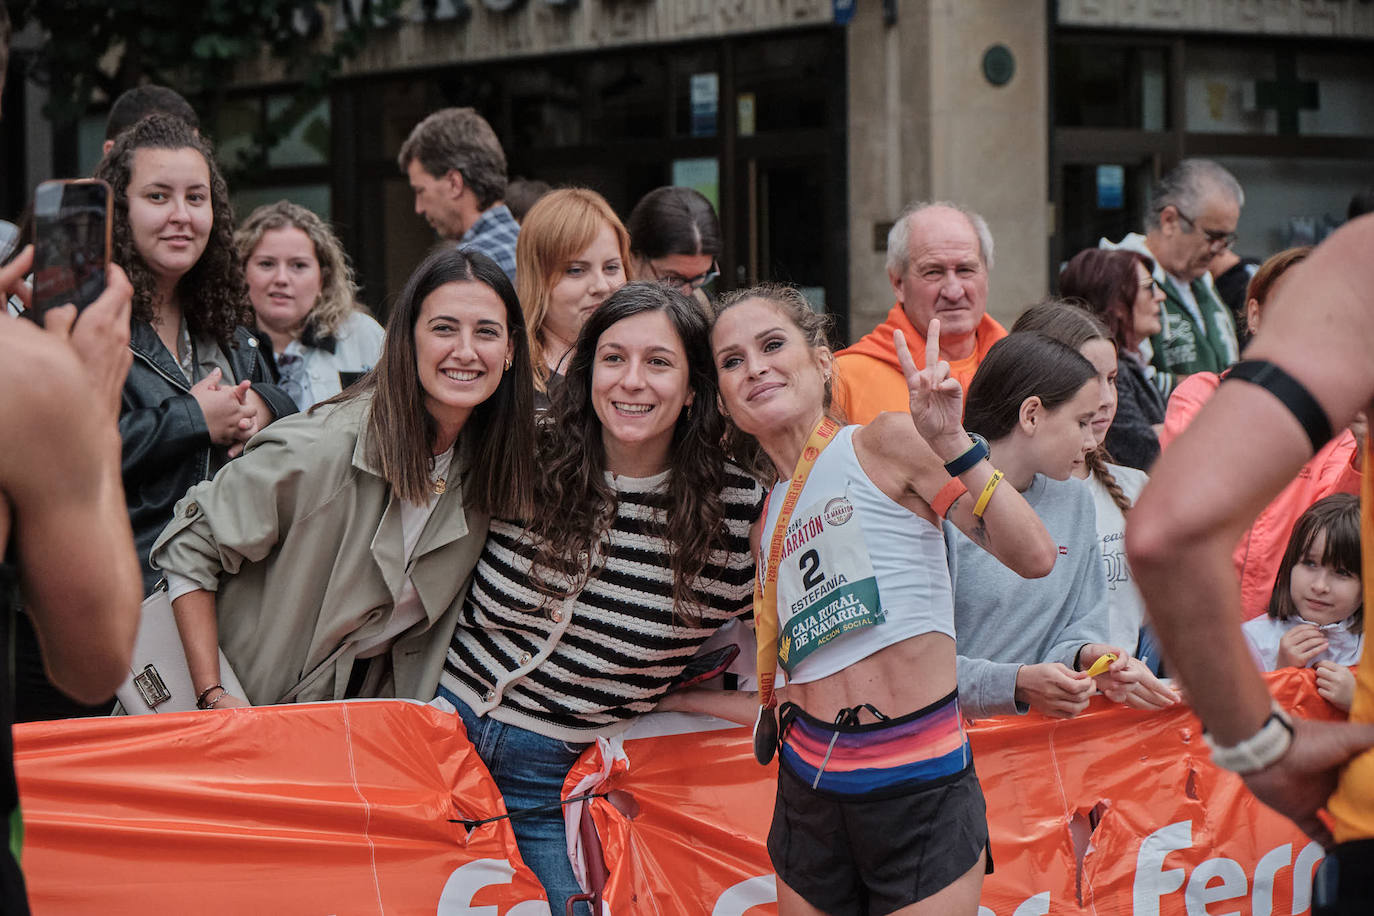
(931, 477, 967, 518)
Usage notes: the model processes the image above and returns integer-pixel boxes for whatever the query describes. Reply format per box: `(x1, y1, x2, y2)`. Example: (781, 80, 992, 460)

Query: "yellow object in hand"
(1085, 653, 1118, 677)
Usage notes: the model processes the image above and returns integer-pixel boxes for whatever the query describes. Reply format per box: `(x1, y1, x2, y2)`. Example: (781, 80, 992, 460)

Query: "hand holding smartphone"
(31, 179, 113, 326)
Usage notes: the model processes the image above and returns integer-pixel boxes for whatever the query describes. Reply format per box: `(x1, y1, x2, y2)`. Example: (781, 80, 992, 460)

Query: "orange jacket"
(832, 305, 1007, 425)
(1161, 371, 1362, 620)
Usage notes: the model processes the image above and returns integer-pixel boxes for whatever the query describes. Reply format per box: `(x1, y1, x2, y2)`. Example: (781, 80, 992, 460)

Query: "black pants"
(1314, 839, 1374, 916)
(13, 611, 110, 721)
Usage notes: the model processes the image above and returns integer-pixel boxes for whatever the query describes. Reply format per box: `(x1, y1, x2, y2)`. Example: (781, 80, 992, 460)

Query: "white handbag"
(115, 583, 246, 714)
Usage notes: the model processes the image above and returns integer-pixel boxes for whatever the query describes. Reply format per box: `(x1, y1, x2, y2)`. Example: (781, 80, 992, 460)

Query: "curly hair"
(527, 282, 732, 624)
(515, 187, 632, 391)
(235, 200, 361, 339)
(712, 283, 837, 483)
(94, 113, 251, 344)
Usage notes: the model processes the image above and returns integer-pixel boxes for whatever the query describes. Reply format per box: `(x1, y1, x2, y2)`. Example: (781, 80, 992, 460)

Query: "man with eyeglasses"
(1102, 159, 1243, 399)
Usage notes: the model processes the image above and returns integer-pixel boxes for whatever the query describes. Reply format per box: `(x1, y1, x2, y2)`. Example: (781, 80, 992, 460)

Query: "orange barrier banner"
(14, 669, 1342, 914)
(580, 667, 1341, 915)
(15, 700, 549, 914)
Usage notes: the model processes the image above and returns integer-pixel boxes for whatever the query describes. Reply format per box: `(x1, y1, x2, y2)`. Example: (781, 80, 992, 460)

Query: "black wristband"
(943, 433, 989, 477)
(1223, 360, 1333, 454)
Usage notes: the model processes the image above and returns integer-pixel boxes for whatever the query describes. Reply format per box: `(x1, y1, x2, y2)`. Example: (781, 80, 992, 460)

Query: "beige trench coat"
(150, 394, 488, 705)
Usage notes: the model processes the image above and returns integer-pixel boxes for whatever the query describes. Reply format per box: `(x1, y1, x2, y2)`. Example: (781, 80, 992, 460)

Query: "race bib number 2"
(775, 491, 884, 671)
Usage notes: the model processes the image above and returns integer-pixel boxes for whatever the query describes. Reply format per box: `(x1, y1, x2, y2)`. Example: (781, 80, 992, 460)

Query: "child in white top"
(1243, 493, 1363, 711)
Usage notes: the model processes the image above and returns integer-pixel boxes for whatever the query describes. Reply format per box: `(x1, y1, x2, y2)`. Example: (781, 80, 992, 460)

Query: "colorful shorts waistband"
(779, 690, 971, 797)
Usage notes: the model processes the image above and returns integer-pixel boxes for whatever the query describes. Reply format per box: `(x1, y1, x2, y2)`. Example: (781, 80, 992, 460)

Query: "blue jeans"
(444, 689, 592, 915)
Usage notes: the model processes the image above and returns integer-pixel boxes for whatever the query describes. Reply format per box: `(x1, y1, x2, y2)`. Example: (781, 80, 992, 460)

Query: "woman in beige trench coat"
(151, 248, 536, 708)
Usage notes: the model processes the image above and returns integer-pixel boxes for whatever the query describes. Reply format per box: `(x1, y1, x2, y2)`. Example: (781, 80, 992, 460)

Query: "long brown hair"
(1012, 301, 1133, 514)
(964, 333, 1097, 441)
(1246, 246, 1312, 314)
(338, 247, 535, 515)
(527, 282, 731, 624)
(1059, 248, 1156, 353)
(95, 113, 250, 345)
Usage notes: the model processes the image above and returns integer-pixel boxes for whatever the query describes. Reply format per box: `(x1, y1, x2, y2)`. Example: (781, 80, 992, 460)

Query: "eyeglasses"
(651, 258, 719, 291)
(1174, 208, 1237, 250)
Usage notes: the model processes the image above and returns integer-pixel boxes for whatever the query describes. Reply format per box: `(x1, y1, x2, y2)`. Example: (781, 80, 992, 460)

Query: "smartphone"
(31, 178, 112, 324)
(666, 643, 741, 693)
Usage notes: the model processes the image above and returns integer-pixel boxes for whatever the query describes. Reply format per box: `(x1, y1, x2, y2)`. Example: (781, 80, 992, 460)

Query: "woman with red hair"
(1059, 248, 1167, 470)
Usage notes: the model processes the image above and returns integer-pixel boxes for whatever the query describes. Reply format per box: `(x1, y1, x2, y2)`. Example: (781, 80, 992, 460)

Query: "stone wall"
(845, 0, 1049, 338)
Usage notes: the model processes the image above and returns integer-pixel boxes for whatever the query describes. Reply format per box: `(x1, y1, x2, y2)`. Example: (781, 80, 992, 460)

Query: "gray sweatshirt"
(945, 474, 1110, 718)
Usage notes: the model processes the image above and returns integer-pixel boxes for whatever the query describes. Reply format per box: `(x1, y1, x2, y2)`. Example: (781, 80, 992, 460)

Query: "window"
(1055, 43, 1168, 130)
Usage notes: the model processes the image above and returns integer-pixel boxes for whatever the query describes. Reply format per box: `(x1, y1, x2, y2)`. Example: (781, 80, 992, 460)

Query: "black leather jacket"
(121, 321, 297, 593)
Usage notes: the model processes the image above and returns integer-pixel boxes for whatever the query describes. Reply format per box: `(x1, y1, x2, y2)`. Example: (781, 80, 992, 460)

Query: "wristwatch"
(943, 432, 989, 477)
(1203, 702, 1294, 774)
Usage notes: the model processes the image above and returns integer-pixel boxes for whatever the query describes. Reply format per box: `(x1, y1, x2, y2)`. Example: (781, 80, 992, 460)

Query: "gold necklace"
(433, 477, 447, 495)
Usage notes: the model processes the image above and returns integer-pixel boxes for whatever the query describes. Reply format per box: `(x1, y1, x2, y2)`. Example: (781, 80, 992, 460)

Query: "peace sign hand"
(895, 319, 965, 445)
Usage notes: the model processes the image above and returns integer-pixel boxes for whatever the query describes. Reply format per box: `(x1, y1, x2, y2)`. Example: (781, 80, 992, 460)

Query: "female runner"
(698, 284, 1056, 915)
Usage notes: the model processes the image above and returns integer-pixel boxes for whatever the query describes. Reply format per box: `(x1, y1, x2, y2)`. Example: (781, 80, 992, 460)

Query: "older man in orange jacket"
(833, 202, 1006, 424)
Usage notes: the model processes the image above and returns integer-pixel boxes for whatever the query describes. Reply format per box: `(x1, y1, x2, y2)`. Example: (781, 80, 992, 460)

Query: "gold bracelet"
(971, 470, 1004, 518)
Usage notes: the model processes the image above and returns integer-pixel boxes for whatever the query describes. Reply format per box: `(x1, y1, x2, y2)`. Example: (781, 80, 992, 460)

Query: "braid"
(1085, 449, 1132, 514)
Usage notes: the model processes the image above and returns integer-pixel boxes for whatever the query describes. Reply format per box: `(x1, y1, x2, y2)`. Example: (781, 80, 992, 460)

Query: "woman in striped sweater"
(437, 282, 764, 914)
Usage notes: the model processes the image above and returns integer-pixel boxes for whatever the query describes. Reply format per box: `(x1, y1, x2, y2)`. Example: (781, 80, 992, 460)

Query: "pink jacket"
(1161, 372, 1362, 619)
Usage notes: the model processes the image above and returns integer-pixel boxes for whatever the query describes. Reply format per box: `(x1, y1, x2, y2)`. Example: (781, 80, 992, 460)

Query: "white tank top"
(759, 425, 955, 685)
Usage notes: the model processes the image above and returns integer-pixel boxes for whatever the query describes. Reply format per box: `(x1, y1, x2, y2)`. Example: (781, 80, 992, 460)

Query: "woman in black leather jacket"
(95, 115, 296, 594)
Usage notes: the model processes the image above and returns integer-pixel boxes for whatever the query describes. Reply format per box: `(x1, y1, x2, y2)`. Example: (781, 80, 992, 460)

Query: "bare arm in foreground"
(0, 250, 142, 702)
(1127, 216, 1374, 844)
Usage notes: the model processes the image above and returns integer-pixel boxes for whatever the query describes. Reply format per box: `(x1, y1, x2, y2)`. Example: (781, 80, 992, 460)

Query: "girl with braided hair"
(947, 319, 1176, 719)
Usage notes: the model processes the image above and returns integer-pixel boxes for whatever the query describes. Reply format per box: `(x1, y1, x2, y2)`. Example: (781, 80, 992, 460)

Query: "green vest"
(1148, 274, 1239, 398)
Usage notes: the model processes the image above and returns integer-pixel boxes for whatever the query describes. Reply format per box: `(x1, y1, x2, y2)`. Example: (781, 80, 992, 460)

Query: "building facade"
(13, 0, 1374, 337)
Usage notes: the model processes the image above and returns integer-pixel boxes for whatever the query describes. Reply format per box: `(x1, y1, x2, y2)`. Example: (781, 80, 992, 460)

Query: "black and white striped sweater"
(439, 463, 763, 742)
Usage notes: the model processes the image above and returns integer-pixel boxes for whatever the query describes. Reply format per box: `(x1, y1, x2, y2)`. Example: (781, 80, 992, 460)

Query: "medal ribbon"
(755, 416, 841, 710)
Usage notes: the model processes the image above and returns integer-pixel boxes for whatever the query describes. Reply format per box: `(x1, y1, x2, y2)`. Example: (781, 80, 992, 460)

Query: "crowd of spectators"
(2, 54, 1370, 914)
